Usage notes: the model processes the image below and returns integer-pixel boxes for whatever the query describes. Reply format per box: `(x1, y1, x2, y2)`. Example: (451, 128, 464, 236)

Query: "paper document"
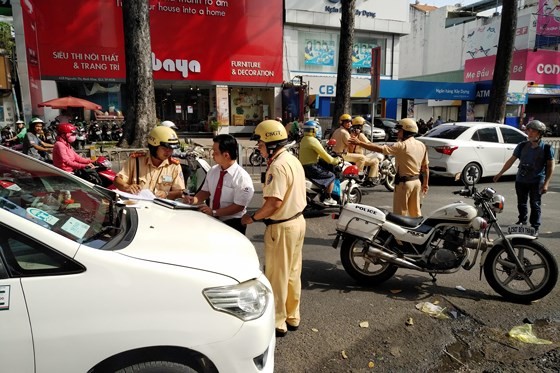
(115, 189, 156, 201)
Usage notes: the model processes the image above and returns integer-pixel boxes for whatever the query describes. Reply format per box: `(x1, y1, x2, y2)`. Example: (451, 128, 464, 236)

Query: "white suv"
(0, 146, 275, 373)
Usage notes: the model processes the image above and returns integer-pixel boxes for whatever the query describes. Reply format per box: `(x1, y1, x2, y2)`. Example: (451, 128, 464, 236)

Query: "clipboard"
(153, 198, 200, 210)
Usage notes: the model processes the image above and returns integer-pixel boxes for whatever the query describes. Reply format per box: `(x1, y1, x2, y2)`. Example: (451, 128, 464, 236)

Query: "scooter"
(73, 122, 88, 150)
(331, 180, 558, 303)
(75, 156, 117, 189)
(249, 145, 266, 166)
(305, 139, 363, 209)
(176, 142, 211, 194)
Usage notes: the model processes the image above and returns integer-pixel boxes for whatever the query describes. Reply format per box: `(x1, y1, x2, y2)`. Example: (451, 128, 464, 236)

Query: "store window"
(230, 87, 274, 127)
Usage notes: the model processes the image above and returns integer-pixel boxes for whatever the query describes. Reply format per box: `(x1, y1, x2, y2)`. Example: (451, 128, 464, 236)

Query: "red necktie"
(212, 169, 227, 210)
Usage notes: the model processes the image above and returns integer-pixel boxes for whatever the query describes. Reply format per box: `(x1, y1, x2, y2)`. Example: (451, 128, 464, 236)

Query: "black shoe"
(287, 324, 299, 332)
(275, 328, 288, 337)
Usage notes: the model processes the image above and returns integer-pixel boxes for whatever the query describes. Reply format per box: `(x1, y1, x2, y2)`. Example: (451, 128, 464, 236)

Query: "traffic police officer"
(349, 118, 429, 216)
(241, 119, 307, 337)
(114, 126, 185, 199)
(330, 113, 366, 173)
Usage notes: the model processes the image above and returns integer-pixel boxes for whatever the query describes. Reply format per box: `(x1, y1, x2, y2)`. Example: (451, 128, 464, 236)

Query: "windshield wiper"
(82, 225, 123, 244)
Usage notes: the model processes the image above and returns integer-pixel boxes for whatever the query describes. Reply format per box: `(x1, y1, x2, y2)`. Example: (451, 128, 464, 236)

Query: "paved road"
(243, 172, 560, 372)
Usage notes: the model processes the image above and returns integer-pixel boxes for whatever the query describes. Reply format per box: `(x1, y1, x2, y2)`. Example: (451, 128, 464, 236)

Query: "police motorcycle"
(331, 177, 558, 303)
(304, 120, 362, 209)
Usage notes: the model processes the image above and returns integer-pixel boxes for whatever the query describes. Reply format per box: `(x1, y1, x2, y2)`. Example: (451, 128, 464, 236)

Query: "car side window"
(501, 127, 527, 144)
(473, 128, 499, 143)
(0, 225, 85, 277)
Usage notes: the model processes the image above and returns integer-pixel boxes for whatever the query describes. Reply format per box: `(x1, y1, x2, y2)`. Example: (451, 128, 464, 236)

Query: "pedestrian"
(183, 134, 254, 234)
(299, 120, 341, 206)
(349, 118, 429, 217)
(433, 115, 443, 127)
(241, 119, 307, 338)
(52, 123, 94, 173)
(23, 117, 54, 162)
(330, 113, 366, 174)
(493, 120, 555, 236)
(348, 116, 380, 185)
(113, 126, 185, 200)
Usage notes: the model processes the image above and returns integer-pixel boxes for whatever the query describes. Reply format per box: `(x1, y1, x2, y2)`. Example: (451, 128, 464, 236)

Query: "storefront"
(13, 0, 283, 133)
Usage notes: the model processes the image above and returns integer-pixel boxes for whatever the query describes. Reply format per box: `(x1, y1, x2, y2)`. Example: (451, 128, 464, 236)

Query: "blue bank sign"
(380, 80, 476, 100)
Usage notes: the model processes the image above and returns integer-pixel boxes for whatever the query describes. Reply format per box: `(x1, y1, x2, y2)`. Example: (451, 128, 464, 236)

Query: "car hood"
(116, 202, 261, 282)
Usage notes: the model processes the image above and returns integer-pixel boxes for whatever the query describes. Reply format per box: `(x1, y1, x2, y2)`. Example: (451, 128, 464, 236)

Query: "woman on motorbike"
(53, 123, 94, 173)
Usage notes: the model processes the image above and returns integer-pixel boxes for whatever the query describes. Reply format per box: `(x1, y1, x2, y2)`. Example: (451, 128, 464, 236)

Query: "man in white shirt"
(184, 134, 254, 233)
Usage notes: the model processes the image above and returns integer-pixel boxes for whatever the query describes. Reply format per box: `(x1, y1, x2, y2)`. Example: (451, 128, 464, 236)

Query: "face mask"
(67, 134, 77, 143)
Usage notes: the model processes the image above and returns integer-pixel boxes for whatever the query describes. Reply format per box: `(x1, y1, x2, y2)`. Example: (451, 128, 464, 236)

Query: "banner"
(537, 0, 560, 36)
(304, 39, 335, 66)
(26, 0, 283, 85)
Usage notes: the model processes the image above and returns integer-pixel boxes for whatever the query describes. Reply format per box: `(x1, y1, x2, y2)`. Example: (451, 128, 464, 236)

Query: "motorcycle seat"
(385, 211, 423, 228)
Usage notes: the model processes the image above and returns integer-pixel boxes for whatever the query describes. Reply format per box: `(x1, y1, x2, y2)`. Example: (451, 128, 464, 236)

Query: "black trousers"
(223, 218, 247, 235)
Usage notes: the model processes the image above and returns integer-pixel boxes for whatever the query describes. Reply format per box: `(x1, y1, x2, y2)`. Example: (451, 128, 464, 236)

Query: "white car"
(418, 122, 528, 184)
(361, 121, 386, 142)
(0, 147, 275, 373)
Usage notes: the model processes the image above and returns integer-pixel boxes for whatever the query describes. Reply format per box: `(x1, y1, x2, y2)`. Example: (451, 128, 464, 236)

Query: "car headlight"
(203, 279, 270, 321)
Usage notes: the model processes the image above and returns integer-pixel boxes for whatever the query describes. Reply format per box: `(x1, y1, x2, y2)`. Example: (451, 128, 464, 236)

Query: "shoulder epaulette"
(169, 157, 180, 165)
(130, 151, 146, 158)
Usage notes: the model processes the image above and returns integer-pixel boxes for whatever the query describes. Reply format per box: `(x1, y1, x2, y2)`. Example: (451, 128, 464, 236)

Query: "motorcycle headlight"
(203, 279, 270, 321)
(491, 194, 505, 213)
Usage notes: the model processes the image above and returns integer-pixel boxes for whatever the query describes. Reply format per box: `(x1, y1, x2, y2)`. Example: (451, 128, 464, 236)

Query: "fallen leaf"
(368, 361, 375, 368)
(311, 328, 319, 332)
(341, 350, 348, 359)
(359, 321, 369, 328)
(406, 317, 414, 326)
(390, 289, 402, 294)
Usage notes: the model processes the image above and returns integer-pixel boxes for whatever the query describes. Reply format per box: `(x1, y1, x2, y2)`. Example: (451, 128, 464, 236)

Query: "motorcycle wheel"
(484, 238, 558, 303)
(383, 161, 397, 192)
(341, 184, 362, 205)
(249, 151, 264, 166)
(340, 235, 398, 285)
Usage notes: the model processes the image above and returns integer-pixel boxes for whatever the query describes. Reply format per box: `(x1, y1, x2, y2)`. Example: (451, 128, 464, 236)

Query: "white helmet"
(161, 120, 178, 129)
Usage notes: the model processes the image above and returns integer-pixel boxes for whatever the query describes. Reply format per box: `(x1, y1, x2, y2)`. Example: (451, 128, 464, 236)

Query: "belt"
(395, 174, 419, 184)
(264, 211, 303, 226)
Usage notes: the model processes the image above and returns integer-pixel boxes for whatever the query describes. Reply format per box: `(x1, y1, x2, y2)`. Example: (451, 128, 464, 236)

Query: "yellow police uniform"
(349, 132, 379, 179)
(331, 127, 366, 171)
(378, 137, 428, 216)
(117, 152, 185, 196)
(262, 148, 307, 332)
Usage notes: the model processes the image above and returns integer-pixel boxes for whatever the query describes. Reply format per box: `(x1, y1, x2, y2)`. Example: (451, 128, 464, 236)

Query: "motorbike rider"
(330, 113, 366, 175)
(299, 120, 341, 206)
(349, 118, 429, 217)
(114, 126, 185, 200)
(52, 123, 95, 173)
(5, 120, 27, 144)
(348, 116, 380, 186)
(23, 117, 54, 162)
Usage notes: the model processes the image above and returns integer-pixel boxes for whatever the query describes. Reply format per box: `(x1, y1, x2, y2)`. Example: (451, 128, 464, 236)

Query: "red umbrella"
(38, 96, 102, 111)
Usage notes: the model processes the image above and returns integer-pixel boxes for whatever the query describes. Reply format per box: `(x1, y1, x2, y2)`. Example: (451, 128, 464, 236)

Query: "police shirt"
(117, 153, 185, 196)
(330, 127, 350, 154)
(202, 162, 254, 220)
(263, 149, 307, 220)
(379, 137, 428, 176)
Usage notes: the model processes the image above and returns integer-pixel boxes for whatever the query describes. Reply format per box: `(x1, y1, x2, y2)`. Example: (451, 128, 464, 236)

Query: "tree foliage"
(120, 0, 157, 148)
(486, 1, 518, 123)
(332, 0, 356, 128)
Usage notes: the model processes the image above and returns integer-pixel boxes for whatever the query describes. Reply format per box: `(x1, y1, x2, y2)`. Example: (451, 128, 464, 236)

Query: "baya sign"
(25, 0, 283, 85)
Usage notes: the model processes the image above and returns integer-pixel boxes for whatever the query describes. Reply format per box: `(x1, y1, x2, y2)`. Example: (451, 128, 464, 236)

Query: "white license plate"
(507, 225, 536, 235)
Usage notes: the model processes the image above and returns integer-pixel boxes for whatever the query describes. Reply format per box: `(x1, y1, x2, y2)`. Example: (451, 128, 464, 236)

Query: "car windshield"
(424, 125, 469, 139)
(0, 147, 122, 248)
(382, 119, 397, 128)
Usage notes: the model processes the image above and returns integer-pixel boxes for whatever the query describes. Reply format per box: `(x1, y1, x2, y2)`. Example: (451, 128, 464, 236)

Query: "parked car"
(0, 146, 275, 373)
(365, 116, 400, 141)
(418, 122, 528, 184)
(361, 120, 386, 142)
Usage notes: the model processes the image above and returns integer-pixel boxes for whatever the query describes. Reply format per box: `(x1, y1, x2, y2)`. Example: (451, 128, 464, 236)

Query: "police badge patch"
(267, 174, 273, 185)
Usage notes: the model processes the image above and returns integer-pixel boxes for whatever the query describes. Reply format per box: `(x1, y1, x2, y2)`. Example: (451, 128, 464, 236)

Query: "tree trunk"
(486, 1, 518, 124)
(332, 0, 356, 129)
(120, 0, 156, 148)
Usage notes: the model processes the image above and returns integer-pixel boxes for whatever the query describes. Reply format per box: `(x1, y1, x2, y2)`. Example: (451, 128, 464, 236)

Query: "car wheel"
(461, 162, 482, 185)
(116, 361, 197, 373)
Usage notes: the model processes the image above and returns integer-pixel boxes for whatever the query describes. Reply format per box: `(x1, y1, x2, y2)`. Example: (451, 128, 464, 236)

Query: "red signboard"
(464, 49, 560, 86)
(28, 0, 283, 85)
